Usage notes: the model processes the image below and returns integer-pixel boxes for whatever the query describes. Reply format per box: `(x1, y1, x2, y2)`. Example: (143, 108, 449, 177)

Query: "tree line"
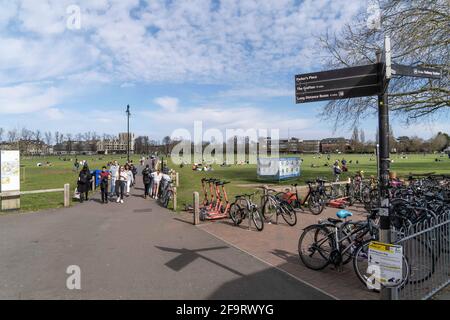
(349, 127, 449, 153)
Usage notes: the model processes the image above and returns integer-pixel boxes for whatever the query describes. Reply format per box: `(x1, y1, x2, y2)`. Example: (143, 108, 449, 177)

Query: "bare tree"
(35, 130, 42, 142)
(0, 128, 4, 142)
(319, 0, 449, 128)
(55, 131, 61, 145)
(44, 131, 53, 146)
(7, 129, 18, 143)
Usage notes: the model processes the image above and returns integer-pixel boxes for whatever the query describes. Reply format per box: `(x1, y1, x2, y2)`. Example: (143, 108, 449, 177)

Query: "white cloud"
(45, 108, 64, 120)
(218, 87, 292, 99)
(0, 83, 66, 114)
(120, 82, 136, 88)
(154, 96, 179, 113)
(142, 104, 316, 134)
(1, 0, 366, 85)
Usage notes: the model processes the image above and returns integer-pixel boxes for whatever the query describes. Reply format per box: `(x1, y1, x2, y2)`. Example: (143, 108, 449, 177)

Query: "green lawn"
(14, 155, 143, 212)
(2, 153, 449, 213)
(170, 153, 450, 211)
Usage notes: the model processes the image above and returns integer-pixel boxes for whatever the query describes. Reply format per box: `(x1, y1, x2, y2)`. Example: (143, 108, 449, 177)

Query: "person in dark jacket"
(77, 165, 92, 203)
(130, 163, 138, 187)
(98, 166, 110, 204)
(142, 165, 152, 199)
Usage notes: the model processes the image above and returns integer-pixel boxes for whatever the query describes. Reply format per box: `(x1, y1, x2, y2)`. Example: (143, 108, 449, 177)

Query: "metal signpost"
(126, 105, 131, 163)
(391, 64, 442, 79)
(296, 64, 381, 103)
(295, 34, 443, 300)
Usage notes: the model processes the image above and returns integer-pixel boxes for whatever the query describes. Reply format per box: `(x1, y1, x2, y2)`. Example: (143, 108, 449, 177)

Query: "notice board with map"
(0, 150, 20, 193)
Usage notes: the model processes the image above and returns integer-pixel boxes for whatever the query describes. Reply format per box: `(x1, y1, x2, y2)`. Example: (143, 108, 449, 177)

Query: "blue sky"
(0, 0, 447, 142)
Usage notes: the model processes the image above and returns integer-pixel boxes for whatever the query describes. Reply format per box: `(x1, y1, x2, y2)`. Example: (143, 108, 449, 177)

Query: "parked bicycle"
(229, 192, 264, 231)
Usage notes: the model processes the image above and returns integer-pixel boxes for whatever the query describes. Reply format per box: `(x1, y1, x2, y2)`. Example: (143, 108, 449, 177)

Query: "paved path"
(0, 182, 330, 300)
(179, 205, 377, 300)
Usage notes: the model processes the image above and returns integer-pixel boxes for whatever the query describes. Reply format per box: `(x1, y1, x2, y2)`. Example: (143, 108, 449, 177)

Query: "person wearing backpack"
(142, 165, 152, 199)
(77, 165, 92, 203)
(98, 166, 111, 204)
(332, 160, 342, 182)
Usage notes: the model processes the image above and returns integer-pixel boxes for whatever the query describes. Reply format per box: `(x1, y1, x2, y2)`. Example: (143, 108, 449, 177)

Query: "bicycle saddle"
(327, 218, 342, 224)
(306, 180, 315, 184)
(336, 210, 353, 219)
(291, 183, 298, 187)
(316, 178, 327, 183)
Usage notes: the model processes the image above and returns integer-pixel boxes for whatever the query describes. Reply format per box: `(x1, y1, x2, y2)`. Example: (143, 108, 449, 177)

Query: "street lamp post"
(126, 105, 131, 163)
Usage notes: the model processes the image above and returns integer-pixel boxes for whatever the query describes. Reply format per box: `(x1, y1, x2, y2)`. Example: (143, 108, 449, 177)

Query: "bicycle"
(159, 176, 174, 208)
(259, 186, 297, 226)
(275, 180, 325, 215)
(229, 192, 264, 231)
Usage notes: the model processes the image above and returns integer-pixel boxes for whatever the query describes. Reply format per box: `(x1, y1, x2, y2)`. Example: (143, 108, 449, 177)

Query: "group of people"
(332, 159, 349, 182)
(76, 156, 170, 204)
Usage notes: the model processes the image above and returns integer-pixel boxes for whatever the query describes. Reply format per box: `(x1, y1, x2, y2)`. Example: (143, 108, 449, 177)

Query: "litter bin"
(92, 170, 102, 188)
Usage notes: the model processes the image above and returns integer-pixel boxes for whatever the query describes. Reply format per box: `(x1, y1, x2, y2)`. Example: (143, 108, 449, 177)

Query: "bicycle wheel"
(298, 224, 333, 270)
(251, 209, 264, 231)
(402, 236, 435, 285)
(262, 196, 277, 222)
(308, 193, 325, 215)
(229, 203, 243, 225)
(280, 201, 297, 226)
(353, 240, 409, 291)
(162, 190, 173, 208)
(361, 186, 372, 206)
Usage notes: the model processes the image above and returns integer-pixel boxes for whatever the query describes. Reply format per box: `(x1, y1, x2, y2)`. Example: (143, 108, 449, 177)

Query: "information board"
(257, 157, 300, 181)
(0, 150, 20, 192)
(368, 241, 403, 287)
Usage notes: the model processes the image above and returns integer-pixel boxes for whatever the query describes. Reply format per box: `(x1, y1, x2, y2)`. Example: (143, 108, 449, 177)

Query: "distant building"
(320, 137, 351, 153)
(53, 140, 98, 155)
(300, 140, 321, 153)
(97, 133, 135, 154)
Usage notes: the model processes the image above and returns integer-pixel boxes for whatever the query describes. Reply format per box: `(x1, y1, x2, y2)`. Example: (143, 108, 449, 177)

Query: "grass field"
(4, 152, 448, 213)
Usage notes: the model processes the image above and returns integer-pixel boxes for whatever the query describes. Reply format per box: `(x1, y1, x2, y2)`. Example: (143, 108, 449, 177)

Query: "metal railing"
(393, 212, 450, 300)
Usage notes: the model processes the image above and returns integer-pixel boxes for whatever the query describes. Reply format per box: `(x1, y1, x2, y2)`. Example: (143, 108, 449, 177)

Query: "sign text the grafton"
(295, 64, 381, 103)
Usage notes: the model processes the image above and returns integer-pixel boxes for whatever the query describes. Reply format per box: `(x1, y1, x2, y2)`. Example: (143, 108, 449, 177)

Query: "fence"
(0, 183, 71, 210)
(393, 212, 450, 300)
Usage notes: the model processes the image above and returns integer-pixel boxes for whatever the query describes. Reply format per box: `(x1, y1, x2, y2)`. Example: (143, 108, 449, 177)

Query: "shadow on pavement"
(155, 245, 243, 276)
(207, 262, 333, 300)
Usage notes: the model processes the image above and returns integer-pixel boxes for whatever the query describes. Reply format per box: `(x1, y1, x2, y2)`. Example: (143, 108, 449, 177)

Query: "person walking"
(98, 166, 110, 204)
(142, 165, 152, 199)
(332, 160, 342, 182)
(116, 166, 127, 204)
(151, 169, 163, 199)
(109, 160, 119, 197)
(77, 165, 92, 203)
(130, 163, 137, 187)
(125, 164, 134, 196)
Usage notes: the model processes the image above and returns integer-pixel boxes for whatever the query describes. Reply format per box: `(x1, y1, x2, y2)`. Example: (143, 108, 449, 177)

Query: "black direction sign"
(295, 64, 381, 103)
(391, 63, 442, 79)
